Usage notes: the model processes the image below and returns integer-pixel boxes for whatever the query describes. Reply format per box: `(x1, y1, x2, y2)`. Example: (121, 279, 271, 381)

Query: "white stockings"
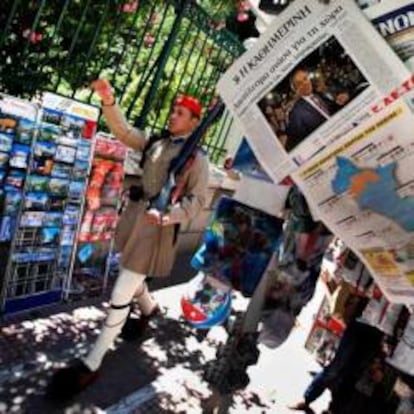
(83, 268, 157, 371)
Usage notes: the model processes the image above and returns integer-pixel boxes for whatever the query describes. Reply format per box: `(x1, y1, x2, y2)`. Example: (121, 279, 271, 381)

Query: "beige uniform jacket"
(102, 105, 209, 277)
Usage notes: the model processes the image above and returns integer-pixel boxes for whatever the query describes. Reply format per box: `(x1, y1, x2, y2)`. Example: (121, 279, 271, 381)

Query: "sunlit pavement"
(0, 269, 331, 414)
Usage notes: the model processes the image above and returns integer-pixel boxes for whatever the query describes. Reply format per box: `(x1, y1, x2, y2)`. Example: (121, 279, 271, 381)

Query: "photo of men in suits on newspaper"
(258, 36, 369, 152)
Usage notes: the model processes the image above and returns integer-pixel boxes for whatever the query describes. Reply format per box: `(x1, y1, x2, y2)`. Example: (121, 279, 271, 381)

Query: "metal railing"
(0, 0, 244, 163)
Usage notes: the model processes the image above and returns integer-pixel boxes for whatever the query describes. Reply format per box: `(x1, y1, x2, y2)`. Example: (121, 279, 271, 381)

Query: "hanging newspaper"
(233, 176, 290, 217)
(291, 98, 414, 304)
(364, 0, 414, 71)
(217, 0, 411, 183)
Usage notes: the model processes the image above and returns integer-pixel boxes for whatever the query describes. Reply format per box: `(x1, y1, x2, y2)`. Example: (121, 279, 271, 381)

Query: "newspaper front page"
(218, 0, 410, 183)
(291, 100, 414, 304)
(364, 0, 414, 71)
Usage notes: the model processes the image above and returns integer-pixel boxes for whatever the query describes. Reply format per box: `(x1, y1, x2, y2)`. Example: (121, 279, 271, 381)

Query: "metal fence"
(0, 0, 244, 163)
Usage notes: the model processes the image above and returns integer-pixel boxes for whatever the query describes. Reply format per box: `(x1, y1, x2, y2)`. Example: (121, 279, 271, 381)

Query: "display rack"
(1, 93, 99, 314)
(304, 295, 343, 366)
(70, 132, 126, 299)
(0, 94, 39, 313)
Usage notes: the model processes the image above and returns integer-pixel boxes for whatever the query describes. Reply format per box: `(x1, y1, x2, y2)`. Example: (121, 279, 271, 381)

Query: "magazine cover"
(191, 197, 284, 297)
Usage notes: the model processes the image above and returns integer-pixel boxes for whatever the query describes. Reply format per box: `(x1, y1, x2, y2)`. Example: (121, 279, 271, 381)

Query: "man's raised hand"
(90, 79, 115, 106)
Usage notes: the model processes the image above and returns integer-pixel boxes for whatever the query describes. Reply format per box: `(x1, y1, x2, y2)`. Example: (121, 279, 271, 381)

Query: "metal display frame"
(69, 131, 127, 299)
(0, 94, 40, 313)
(1, 92, 100, 314)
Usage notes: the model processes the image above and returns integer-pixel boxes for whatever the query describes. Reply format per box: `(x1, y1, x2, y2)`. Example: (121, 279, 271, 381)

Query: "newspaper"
(370, 74, 414, 114)
(233, 175, 290, 217)
(364, 0, 414, 71)
(291, 100, 414, 304)
(218, 0, 411, 183)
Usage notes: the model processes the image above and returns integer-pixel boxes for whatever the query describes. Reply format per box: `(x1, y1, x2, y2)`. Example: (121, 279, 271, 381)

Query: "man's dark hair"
(290, 68, 308, 92)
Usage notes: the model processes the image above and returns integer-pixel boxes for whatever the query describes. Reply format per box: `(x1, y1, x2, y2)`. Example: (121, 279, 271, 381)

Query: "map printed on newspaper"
(292, 100, 414, 304)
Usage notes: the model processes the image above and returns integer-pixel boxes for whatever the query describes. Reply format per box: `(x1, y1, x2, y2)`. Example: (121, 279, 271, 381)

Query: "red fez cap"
(175, 95, 203, 118)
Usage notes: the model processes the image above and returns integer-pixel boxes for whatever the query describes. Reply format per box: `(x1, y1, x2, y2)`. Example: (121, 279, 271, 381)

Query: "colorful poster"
(191, 197, 284, 297)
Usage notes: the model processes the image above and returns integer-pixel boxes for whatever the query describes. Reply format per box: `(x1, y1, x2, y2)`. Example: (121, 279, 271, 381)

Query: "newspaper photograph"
(291, 100, 414, 304)
(218, 0, 411, 183)
(364, 0, 414, 71)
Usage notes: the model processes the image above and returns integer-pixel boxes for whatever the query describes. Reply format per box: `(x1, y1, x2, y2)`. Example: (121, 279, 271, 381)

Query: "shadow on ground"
(0, 312, 208, 413)
(0, 252, 274, 413)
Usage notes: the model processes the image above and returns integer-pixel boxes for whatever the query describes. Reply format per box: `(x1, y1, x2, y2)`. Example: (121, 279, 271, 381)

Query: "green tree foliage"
(0, 0, 241, 137)
(0, 0, 156, 96)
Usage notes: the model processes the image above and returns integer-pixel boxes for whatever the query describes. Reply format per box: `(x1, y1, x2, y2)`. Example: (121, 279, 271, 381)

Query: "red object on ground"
(181, 298, 206, 323)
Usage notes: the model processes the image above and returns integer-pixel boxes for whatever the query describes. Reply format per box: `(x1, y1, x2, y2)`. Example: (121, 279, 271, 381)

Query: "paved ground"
(0, 255, 331, 414)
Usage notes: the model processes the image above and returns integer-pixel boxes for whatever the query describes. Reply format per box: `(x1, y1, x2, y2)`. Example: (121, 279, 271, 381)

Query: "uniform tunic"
(102, 104, 209, 277)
